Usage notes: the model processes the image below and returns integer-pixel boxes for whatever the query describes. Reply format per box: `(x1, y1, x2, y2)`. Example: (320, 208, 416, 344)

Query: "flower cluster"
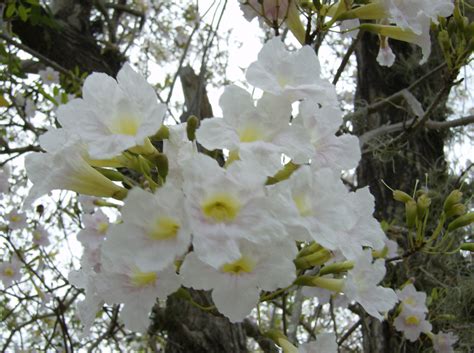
(25, 38, 399, 333)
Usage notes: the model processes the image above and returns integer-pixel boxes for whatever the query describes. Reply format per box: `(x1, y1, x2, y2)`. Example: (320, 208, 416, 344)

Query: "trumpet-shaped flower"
(432, 331, 458, 353)
(344, 252, 398, 320)
(32, 225, 51, 247)
(394, 305, 432, 342)
(0, 255, 22, 288)
(182, 154, 286, 267)
(196, 85, 313, 171)
(24, 142, 127, 207)
(77, 209, 110, 250)
(383, 0, 454, 36)
(181, 240, 296, 322)
(7, 210, 28, 230)
(246, 38, 337, 103)
(102, 185, 191, 271)
(396, 284, 428, 312)
(297, 101, 360, 171)
(57, 64, 166, 159)
(270, 166, 350, 246)
(96, 253, 181, 332)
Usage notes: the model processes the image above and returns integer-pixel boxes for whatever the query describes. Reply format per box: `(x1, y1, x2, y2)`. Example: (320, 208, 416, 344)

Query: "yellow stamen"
(97, 222, 109, 235)
(239, 126, 263, 143)
(4, 267, 15, 277)
(201, 193, 241, 223)
(131, 270, 157, 287)
(405, 315, 420, 325)
(293, 194, 312, 216)
(221, 256, 256, 275)
(148, 217, 180, 240)
(111, 116, 139, 136)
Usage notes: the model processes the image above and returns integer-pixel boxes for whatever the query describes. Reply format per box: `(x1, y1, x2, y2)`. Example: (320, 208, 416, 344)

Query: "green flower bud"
(445, 203, 466, 218)
(186, 115, 200, 141)
(405, 200, 417, 228)
(294, 249, 332, 269)
(319, 261, 354, 276)
(447, 212, 474, 232)
(393, 190, 413, 203)
(417, 194, 431, 219)
(151, 152, 169, 180)
(443, 190, 462, 213)
(460, 243, 474, 252)
(152, 125, 170, 141)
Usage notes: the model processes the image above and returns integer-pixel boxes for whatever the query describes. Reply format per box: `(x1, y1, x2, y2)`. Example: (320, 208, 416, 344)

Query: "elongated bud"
(447, 212, 474, 232)
(460, 243, 474, 252)
(444, 190, 462, 213)
(186, 115, 200, 141)
(150, 152, 169, 180)
(393, 190, 413, 203)
(152, 125, 170, 141)
(95, 167, 125, 182)
(319, 261, 354, 276)
(265, 330, 298, 353)
(405, 200, 417, 228)
(445, 203, 466, 218)
(417, 194, 431, 219)
(294, 249, 332, 269)
(294, 275, 344, 292)
(297, 242, 323, 258)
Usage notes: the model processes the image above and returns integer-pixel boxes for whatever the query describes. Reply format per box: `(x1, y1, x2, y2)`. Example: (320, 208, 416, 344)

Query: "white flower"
(24, 142, 127, 208)
(432, 331, 458, 353)
(344, 252, 398, 320)
(102, 185, 191, 271)
(162, 123, 197, 185)
(181, 240, 296, 322)
(57, 64, 166, 159)
(38, 67, 60, 85)
(297, 101, 361, 171)
(95, 253, 181, 332)
(196, 85, 313, 172)
(77, 209, 110, 250)
(68, 268, 104, 336)
(270, 166, 350, 246)
(241, 0, 290, 22)
(32, 225, 50, 247)
(0, 165, 10, 194)
(383, 0, 454, 36)
(396, 284, 428, 313)
(7, 210, 28, 230)
(182, 154, 286, 267)
(394, 305, 432, 342)
(0, 255, 22, 287)
(376, 38, 396, 67)
(78, 195, 99, 213)
(299, 332, 338, 353)
(246, 38, 337, 103)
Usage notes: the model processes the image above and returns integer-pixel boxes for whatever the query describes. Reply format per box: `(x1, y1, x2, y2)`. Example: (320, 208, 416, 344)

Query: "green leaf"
(18, 5, 28, 22)
(6, 3, 16, 18)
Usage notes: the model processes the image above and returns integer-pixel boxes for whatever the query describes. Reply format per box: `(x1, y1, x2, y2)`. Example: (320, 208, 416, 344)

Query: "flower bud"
(445, 203, 466, 218)
(393, 190, 413, 203)
(186, 115, 200, 141)
(447, 212, 474, 232)
(151, 152, 169, 179)
(405, 200, 417, 228)
(416, 194, 431, 219)
(460, 243, 474, 252)
(152, 125, 170, 141)
(443, 190, 462, 213)
(294, 249, 332, 269)
(319, 261, 354, 276)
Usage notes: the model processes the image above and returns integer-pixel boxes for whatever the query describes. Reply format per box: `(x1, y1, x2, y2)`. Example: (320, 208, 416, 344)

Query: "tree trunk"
(353, 31, 451, 352)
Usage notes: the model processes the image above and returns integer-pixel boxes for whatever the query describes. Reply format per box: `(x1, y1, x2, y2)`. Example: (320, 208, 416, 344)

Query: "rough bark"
(11, 1, 124, 75)
(353, 31, 451, 353)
